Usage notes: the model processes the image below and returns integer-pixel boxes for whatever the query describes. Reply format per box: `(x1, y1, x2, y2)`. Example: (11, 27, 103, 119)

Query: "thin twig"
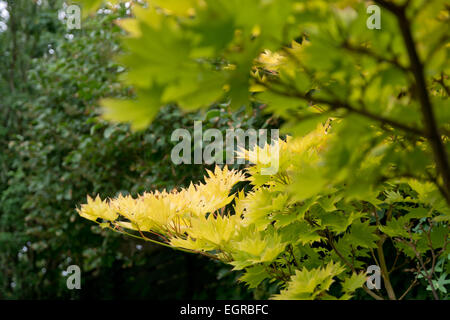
(374, 0, 450, 205)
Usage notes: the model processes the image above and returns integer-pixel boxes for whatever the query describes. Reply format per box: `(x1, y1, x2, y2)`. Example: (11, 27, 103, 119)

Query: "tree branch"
(257, 79, 426, 138)
(325, 229, 384, 300)
(375, 0, 450, 205)
(376, 236, 397, 299)
(342, 41, 409, 73)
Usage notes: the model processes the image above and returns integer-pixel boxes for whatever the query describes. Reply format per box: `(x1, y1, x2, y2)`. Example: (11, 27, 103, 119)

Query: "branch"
(374, 0, 404, 14)
(7, 0, 17, 92)
(399, 274, 419, 300)
(374, 0, 450, 205)
(376, 237, 397, 299)
(373, 212, 397, 300)
(421, 220, 439, 279)
(257, 79, 426, 138)
(397, 231, 440, 300)
(342, 41, 409, 73)
(325, 229, 384, 300)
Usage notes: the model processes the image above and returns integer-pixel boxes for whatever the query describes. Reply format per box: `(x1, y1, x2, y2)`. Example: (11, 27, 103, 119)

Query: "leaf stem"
(376, 237, 397, 300)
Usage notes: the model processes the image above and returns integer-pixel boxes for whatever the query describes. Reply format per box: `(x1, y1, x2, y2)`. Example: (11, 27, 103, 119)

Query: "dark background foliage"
(0, 0, 280, 299)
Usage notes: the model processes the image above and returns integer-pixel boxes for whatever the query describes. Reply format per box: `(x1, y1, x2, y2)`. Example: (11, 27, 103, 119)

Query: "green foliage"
(417, 254, 450, 298)
(272, 261, 347, 300)
(69, 0, 450, 299)
(77, 0, 449, 203)
(78, 126, 449, 300)
(1, 2, 276, 299)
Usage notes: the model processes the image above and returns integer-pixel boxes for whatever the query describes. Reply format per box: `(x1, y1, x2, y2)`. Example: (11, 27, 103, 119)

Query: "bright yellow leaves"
(79, 165, 243, 219)
(179, 166, 246, 216)
(77, 126, 330, 252)
(76, 195, 118, 222)
(77, 126, 331, 257)
(237, 123, 329, 189)
(232, 228, 287, 268)
(237, 137, 287, 171)
(170, 214, 242, 252)
(272, 261, 346, 300)
(77, 166, 246, 254)
(256, 49, 286, 73)
(77, 126, 372, 299)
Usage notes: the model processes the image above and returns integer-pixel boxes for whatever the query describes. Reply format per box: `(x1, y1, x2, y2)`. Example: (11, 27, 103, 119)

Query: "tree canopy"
(74, 0, 450, 300)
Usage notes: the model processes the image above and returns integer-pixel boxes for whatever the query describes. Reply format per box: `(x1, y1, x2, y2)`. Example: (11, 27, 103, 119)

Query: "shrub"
(0, 2, 272, 299)
(74, 0, 450, 299)
(78, 125, 450, 299)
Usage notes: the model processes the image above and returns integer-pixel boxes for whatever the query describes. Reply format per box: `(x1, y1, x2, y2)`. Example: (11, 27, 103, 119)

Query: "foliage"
(75, 0, 450, 299)
(1, 1, 273, 299)
(78, 125, 449, 299)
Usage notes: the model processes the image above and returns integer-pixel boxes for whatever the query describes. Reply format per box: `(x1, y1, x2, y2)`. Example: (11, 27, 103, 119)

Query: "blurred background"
(0, 0, 281, 299)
